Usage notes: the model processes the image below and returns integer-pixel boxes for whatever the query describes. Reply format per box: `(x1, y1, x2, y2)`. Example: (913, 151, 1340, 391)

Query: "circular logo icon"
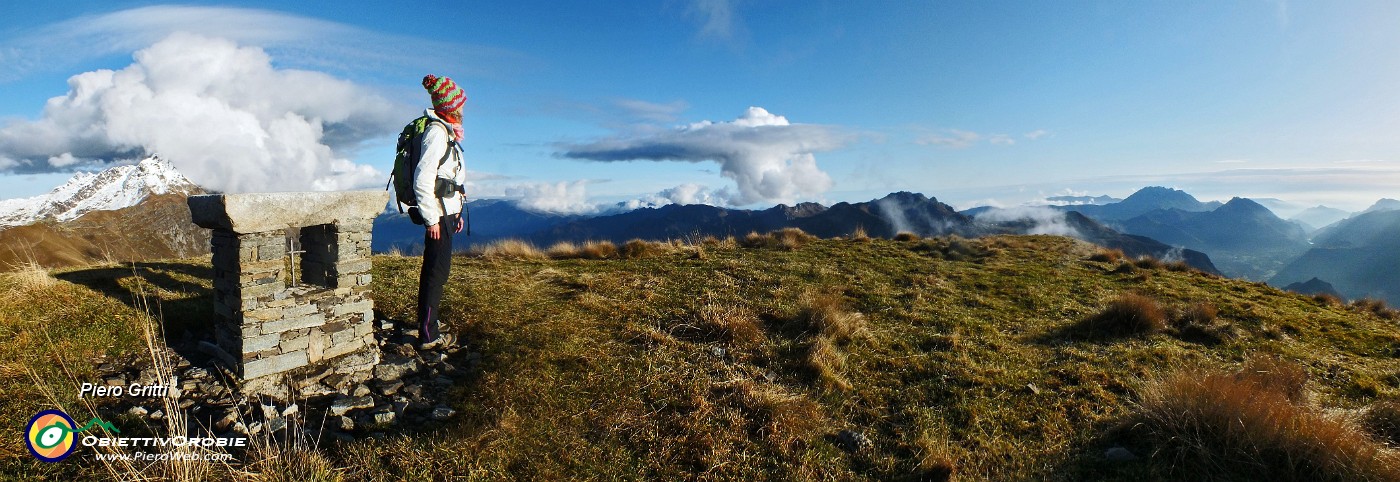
(25, 410, 77, 462)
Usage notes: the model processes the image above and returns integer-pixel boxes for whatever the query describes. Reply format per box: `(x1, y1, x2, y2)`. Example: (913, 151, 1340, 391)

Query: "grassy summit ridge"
(3, 234, 1399, 480)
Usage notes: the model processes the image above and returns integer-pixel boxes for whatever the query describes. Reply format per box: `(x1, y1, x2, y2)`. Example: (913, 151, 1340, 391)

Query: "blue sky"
(1, 1, 1398, 213)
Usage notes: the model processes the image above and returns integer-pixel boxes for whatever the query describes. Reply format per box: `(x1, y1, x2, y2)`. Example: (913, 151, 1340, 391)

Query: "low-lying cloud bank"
(560, 107, 850, 207)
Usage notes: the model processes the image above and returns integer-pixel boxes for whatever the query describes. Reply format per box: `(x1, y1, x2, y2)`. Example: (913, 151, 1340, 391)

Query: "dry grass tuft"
(731, 380, 826, 451)
(1363, 400, 1400, 446)
(4, 260, 56, 291)
(1088, 248, 1125, 263)
(1077, 293, 1167, 337)
(1165, 260, 1195, 272)
(740, 228, 816, 250)
(1233, 356, 1310, 402)
(1351, 298, 1399, 320)
(579, 240, 618, 259)
(849, 226, 871, 242)
(1176, 302, 1218, 325)
(475, 239, 546, 260)
(740, 231, 768, 248)
(1314, 293, 1344, 307)
(1169, 301, 1235, 345)
(1133, 256, 1166, 270)
(696, 301, 763, 346)
(698, 235, 737, 249)
(806, 337, 851, 392)
(545, 240, 617, 259)
(773, 227, 816, 250)
(893, 232, 922, 242)
(913, 430, 958, 482)
(245, 449, 343, 482)
(797, 289, 868, 343)
(546, 241, 581, 258)
(1127, 358, 1400, 480)
(621, 239, 665, 258)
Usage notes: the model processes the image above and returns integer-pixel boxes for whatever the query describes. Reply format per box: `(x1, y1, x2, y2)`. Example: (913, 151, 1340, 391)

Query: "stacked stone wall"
(197, 206, 381, 399)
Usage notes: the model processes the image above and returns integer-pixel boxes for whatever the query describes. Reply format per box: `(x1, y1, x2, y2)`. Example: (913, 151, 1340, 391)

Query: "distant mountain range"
(370, 191, 1221, 274)
(1289, 205, 1352, 233)
(1272, 208, 1400, 303)
(1109, 197, 1309, 280)
(373, 199, 588, 254)
(1045, 194, 1121, 205)
(0, 157, 207, 269)
(527, 192, 982, 244)
(1061, 186, 1223, 221)
(2, 161, 1394, 303)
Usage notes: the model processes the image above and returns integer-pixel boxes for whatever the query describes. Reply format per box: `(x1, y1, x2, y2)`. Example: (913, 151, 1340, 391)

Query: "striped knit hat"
(423, 74, 465, 117)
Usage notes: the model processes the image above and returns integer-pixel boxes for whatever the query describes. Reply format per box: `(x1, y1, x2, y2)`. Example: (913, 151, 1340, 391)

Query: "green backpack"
(386, 115, 457, 216)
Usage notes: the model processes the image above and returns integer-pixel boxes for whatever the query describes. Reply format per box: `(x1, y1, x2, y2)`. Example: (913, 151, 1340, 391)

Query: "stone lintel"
(188, 191, 388, 234)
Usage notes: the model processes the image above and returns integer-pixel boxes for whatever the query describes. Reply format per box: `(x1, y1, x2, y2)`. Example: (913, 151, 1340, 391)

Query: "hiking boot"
(419, 333, 457, 351)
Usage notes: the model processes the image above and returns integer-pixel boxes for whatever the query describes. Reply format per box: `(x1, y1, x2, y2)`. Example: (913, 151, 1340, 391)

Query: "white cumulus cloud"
(561, 106, 848, 206)
(0, 33, 400, 193)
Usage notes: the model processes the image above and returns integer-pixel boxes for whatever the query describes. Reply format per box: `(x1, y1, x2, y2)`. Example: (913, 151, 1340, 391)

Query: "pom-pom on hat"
(423, 74, 466, 117)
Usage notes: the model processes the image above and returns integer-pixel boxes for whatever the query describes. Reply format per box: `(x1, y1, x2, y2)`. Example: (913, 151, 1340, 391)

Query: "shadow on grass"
(55, 261, 216, 364)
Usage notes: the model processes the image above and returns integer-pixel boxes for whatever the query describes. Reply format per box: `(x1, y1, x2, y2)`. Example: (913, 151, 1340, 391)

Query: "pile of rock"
(94, 319, 477, 443)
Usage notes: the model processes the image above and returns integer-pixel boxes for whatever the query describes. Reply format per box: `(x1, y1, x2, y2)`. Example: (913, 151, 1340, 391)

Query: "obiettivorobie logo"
(25, 410, 119, 462)
(24, 408, 245, 463)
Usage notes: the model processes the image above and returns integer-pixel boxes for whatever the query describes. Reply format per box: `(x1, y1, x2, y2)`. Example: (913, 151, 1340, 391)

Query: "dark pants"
(417, 214, 455, 343)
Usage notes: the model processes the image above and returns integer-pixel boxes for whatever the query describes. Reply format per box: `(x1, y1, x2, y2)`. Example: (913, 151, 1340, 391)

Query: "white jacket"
(414, 109, 466, 226)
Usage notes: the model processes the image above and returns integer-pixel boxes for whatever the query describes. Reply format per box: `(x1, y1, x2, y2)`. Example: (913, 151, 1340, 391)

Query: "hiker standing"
(415, 74, 467, 347)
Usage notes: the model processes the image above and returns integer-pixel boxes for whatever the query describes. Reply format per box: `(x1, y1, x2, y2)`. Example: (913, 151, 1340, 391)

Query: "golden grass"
(1076, 293, 1167, 337)
(1351, 298, 1399, 320)
(1174, 301, 1218, 325)
(578, 240, 617, 259)
(1363, 400, 1400, 446)
(731, 380, 826, 452)
(244, 449, 343, 482)
(3, 260, 56, 291)
(806, 336, 851, 392)
(849, 226, 870, 242)
(1087, 248, 1125, 263)
(1132, 255, 1166, 270)
(741, 228, 816, 251)
(696, 301, 763, 345)
(475, 239, 546, 260)
(621, 239, 664, 258)
(797, 288, 868, 343)
(1314, 293, 1344, 307)
(1165, 260, 1194, 272)
(545, 241, 580, 258)
(1128, 358, 1400, 481)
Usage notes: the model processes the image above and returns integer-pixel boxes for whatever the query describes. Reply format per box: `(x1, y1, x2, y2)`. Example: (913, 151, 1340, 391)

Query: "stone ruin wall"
(190, 192, 386, 401)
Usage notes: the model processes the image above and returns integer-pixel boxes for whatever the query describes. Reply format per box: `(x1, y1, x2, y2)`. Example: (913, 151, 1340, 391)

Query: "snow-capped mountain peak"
(0, 157, 202, 228)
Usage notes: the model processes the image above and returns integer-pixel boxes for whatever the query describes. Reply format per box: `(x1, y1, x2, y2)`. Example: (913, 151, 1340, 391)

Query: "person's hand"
(426, 223, 441, 240)
(454, 214, 464, 234)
